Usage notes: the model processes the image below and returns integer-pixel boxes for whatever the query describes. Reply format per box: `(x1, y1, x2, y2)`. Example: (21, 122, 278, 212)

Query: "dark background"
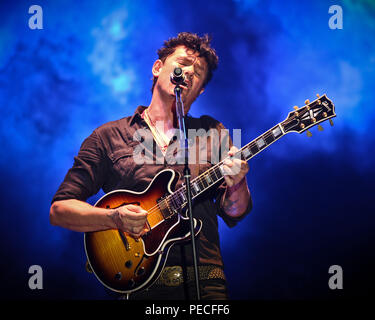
(0, 0, 374, 299)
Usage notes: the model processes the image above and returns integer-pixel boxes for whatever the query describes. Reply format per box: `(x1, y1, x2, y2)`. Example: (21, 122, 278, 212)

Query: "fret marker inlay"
(242, 148, 251, 158)
(193, 182, 200, 193)
(206, 175, 212, 184)
(257, 138, 265, 148)
(272, 127, 282, 138)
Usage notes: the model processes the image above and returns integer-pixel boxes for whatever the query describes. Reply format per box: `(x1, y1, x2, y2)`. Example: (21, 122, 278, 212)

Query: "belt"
(153, 265, 226, 287)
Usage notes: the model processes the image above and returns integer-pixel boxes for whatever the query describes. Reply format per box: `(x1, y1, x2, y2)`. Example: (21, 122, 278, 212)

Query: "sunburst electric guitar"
(84, 94, 336, 293)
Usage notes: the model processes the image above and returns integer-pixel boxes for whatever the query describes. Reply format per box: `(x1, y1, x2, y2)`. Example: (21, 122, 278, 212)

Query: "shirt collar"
(130, 105, 148, 125)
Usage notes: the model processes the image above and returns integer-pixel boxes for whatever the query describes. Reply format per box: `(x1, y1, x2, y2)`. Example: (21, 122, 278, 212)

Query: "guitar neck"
(162, 122, 286, 216)
(160, 93, 336, 217)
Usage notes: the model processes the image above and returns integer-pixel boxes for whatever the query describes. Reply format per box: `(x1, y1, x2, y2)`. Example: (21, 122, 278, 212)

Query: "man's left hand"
(222, 146, 249, 188)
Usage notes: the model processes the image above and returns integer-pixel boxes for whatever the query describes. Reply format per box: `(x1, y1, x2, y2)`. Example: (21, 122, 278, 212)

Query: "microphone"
(170, 67, 186, 85)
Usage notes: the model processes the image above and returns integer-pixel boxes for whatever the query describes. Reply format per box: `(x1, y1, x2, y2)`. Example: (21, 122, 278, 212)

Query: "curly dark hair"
(151, 32, 219, 93)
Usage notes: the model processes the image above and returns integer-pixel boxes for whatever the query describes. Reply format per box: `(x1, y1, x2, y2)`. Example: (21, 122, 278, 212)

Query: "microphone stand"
(174, 84, 201, 300)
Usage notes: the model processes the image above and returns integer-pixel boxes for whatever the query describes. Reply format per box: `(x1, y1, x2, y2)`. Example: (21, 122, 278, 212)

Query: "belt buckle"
(162, 266, 183, 287)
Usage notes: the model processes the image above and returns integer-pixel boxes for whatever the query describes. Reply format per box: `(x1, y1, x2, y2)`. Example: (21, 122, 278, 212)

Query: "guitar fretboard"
(157, 123, 286, 219)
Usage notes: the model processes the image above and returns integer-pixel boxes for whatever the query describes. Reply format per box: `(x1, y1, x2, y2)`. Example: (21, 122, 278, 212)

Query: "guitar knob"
(137, 267, 145, 276)
(114, 272, 122, 280)
(125, 260, 133, 268)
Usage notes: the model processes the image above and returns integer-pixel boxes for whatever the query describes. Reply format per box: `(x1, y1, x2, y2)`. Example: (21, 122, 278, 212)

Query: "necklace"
(144, 109, 170, 153)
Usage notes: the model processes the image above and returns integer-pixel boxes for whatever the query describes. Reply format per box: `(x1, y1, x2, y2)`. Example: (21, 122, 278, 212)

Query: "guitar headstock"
(281, 94, 336, 136)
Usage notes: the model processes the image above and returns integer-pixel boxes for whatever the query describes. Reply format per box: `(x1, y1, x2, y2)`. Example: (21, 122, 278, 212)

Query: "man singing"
(50, 32, 252, 300)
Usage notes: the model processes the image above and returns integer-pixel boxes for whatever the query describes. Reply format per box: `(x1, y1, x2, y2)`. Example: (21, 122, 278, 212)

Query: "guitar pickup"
(157, 196, 174, 219)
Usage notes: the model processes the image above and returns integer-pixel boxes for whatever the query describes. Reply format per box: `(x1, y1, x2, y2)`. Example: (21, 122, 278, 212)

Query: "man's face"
(152, 45, 208, 112)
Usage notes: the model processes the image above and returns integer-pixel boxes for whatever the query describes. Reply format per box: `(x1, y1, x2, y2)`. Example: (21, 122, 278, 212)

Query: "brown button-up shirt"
(52, 106, 252, 267)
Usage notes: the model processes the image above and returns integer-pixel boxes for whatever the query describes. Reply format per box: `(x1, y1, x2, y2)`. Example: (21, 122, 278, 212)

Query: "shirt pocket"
(109, 147, 136, 182)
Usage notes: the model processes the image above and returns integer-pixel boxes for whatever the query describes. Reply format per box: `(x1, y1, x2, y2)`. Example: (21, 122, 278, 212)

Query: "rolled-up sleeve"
(51, 130, 108, 203)
(215, 184, 253, 228)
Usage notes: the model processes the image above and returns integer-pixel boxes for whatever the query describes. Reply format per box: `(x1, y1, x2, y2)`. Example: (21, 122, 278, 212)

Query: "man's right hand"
(108, 204, 149, 238)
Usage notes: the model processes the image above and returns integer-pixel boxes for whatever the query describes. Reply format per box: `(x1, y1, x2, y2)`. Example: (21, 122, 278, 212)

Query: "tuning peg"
(318, 125, 324, 131)
(306, 130, 312, 137)
(305, 99, 310, 105)
(293, 106, 299, 110)
(316, 94, 320, 98)
(329, 119, 334, 126)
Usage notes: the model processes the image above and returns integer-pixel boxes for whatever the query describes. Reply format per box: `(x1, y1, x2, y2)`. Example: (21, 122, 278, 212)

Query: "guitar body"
(84, 169, 202, 294)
